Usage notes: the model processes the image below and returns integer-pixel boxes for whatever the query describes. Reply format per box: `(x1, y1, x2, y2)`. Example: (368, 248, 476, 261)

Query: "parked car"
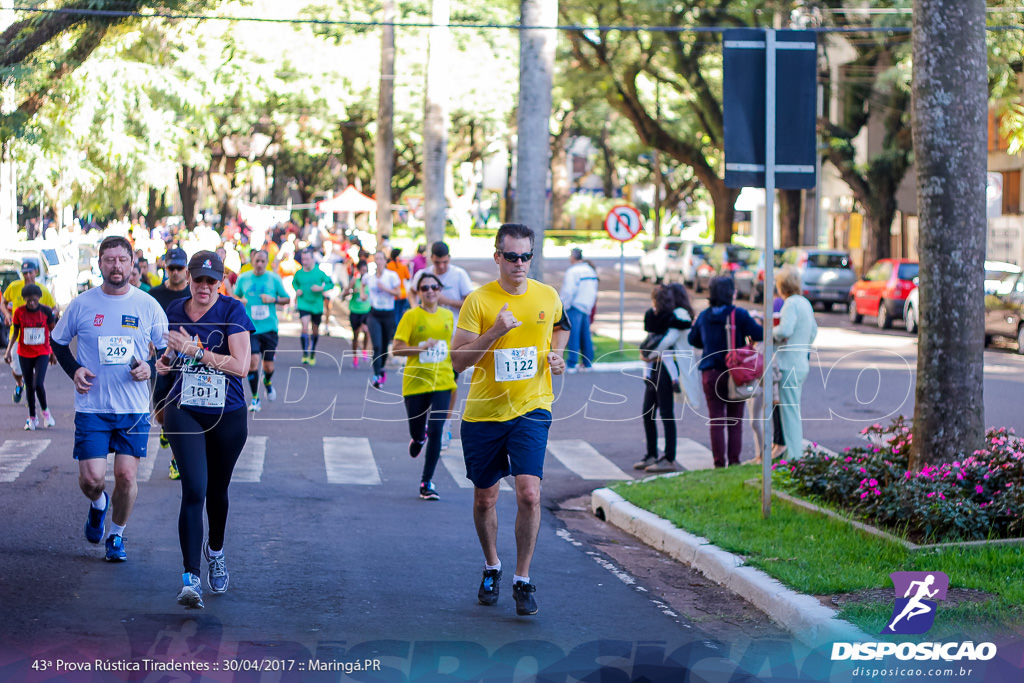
(903, 261, 1023, 335)
(0, 255, 21, 347)
(695, 243, 759, 292)
(4, 240, 79, 309)
(678, 242, 710, 289)
(848, 258, 919, 329)
(746, 249, 786, 303)
(985, 271, 1024, 353)
(638, 236, 684, 283)
(780, 248, 857, 310)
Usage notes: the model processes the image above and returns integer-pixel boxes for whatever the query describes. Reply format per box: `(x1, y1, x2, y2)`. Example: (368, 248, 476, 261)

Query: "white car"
(903, 260, 1022, 335)
(638, 237, 683, 283)
(3, 240, 80, 309)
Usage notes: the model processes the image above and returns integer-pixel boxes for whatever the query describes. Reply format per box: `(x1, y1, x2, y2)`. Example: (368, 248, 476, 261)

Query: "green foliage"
(775, 417, 1024, 542)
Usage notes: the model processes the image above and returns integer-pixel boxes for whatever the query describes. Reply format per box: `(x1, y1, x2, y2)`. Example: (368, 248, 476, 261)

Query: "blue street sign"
(723, 28, 817, 190)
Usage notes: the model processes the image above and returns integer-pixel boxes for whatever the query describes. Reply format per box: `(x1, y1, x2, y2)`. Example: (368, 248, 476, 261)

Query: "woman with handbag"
(687, 276, 763, 468)
(773, 266, 818, 460)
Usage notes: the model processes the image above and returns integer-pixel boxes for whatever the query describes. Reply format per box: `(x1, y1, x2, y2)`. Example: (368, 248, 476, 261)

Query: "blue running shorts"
(460, 409, 551, 489)
(73, 412, 151, 460)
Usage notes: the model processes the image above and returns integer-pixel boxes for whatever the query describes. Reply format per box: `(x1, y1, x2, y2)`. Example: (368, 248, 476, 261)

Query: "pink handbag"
(725, 309, 764, 385)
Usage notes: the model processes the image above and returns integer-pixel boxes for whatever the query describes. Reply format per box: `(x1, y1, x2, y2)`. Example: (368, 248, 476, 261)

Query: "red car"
(848, 258, 919, 329)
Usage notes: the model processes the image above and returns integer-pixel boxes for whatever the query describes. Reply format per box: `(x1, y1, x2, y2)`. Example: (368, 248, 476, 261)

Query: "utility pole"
(374, 0, 396, 247)
(423, 0, 450, 246)
(0, 0, 17, 243)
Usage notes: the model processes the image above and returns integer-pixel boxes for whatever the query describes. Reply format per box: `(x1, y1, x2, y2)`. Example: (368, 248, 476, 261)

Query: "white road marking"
(323, 437, 381, 485)
(0, 439, 50, 483)
(547, 440, 631, 480)
(232, 436, 268, 483)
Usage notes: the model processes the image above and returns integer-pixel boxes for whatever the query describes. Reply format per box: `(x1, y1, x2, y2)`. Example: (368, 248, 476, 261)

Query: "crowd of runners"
(1, 222, 569, 618)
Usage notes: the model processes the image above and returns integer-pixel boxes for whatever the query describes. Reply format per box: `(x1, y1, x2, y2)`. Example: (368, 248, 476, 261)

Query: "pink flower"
(975, 485, 984, 494)
(927, 492, 935, 498)
(869, 478, 878, 487)
(860, 492, 868, 499)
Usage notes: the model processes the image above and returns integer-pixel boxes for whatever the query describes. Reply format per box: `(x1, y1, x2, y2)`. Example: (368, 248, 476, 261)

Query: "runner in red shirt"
(4, 284, 57, 430)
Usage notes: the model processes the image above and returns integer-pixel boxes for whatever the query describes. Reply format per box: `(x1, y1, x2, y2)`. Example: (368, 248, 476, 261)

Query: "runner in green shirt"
(341, 259, 372, 368)
(292, 249, 335, 365)
(234, 250, 290, 411)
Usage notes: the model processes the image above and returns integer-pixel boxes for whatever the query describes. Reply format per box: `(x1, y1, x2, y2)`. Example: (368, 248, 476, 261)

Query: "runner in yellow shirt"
(450, 223, 569, 617)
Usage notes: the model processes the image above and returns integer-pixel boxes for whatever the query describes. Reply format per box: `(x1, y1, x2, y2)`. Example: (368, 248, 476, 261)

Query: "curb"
(590, 487, 871, 648)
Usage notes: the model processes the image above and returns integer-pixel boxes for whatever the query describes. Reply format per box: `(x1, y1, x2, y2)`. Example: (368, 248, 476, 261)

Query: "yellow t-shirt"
(394, 306, 457, 397)
(457, 279, 563, 422)
(3, 279, 57, 311)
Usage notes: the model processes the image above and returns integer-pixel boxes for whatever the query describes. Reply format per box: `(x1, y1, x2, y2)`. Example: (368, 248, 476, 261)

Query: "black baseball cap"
(21, 259, 39, 273)
(187, 251, 225, 281)
(164, 248, 188, 268)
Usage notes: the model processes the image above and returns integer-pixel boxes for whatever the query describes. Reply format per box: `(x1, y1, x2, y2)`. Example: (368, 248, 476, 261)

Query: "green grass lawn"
(612, 465, 1024, 639)
(591, 333, 640, 363)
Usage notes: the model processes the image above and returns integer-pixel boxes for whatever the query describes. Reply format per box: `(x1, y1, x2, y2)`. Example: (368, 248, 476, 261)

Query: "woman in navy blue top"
(688, 276, 763, 468)
(156, 251, 253, 609)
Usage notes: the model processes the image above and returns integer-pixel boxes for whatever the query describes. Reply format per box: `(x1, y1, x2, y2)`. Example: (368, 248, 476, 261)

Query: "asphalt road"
(1, 257, 1022, 682)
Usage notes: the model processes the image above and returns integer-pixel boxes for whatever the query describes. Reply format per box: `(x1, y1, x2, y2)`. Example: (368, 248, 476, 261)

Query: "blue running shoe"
(478, 568, 501, 606)
(104, 534, 127, 562)
(85, 492, 109, 544)
(13, 385, 22, 403)
(203, 540, 229, 594)
(177, 572, 204, 609)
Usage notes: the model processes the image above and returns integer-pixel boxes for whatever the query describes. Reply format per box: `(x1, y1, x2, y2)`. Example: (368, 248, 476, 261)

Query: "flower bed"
(772, 416, 1024, 542)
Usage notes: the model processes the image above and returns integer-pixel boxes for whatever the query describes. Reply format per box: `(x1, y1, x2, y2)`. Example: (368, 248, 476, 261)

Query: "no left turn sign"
(604, 205, 644, 242)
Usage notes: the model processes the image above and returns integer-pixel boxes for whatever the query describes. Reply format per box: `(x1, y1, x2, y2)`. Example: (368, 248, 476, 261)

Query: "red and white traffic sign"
(604, 205, 644, 242)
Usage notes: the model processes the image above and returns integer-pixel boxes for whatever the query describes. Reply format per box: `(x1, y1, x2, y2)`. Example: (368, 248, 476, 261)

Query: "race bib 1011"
(180, 365, 226, 408)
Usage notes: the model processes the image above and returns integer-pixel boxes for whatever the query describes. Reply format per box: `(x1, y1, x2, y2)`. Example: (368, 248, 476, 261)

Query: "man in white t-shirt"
(410, 241, 475, 446)
(365, 251, 401, 388)
(51, 236, 168, 563)
(559, 248, 599, 371)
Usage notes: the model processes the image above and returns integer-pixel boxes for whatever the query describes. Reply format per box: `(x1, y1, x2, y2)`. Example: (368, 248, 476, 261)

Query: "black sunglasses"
(498, 250, 533, 264)
(419, 284, 442, 292)
(193, 276, 219, 286)
(167, 265, 185, 272)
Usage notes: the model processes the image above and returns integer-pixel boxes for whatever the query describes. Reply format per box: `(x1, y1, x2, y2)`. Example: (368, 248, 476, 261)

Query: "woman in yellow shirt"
(392, 273, 456, 500)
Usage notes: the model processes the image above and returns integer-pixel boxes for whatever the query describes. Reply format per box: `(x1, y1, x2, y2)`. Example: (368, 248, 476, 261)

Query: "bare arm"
(392, 338, 439, 358)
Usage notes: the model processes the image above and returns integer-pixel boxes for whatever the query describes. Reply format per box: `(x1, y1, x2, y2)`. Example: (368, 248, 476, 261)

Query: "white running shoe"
(265, 385, 277, 401)
(24, 416, 37, 431)
(440, 429, 452, 451)
(41, 410, 55, 427)
(249, 398, 261, 412)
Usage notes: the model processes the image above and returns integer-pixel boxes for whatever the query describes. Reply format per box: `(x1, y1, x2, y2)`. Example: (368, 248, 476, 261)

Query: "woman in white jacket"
(772, 266, 818, 460)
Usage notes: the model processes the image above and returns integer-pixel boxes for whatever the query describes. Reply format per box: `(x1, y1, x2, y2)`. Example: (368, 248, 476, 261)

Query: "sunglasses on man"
(497, 250, 533, 264)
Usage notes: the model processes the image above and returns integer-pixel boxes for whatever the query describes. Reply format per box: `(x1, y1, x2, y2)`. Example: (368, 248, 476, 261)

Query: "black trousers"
(642, 360, 676, 461)
(164, 406, 248, 576)
(19, 354, 49, 417)
(404, 390, 452, 484)
(367, 309, 397, 376)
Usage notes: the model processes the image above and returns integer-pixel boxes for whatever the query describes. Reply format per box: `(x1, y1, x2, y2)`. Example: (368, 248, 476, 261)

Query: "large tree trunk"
(374, 0, 396, 247)
(910, 0, 987, 468)
(177, 165, 200, 231)
(516, 0, 557, 282)
(778, 189, 801, 248)
(550, 108, 575, 231)
(423, 0, 450, 246)
(708, 180, 739, 244)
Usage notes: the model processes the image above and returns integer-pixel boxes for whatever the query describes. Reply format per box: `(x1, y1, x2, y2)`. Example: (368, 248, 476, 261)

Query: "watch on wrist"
(194, 347, 205, 363)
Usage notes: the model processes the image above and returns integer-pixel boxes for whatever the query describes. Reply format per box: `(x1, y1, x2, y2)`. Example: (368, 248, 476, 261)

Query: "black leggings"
(404, 390, 452, 484)
(19, 354, 49, 417)
(642, 360, 676, 461)
(368, 309, 397, 376)
(164, 406, 248, 576)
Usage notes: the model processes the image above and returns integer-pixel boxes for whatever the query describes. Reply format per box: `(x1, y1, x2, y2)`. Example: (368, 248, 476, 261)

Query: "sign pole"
(619, 240, 625, 350)
(762, 28, 777, 520)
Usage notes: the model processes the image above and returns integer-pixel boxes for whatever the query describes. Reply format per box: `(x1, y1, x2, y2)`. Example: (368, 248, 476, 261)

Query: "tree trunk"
(516, 0, 557, 281)
(778, 189, 801, 248)
(597, 117, 618, 199)
(708, 180, 739, 244)
(423, 0, 450, 246)
(177, 165, 199, 231)
(910, 0, 987, 468)
(550, 108, 575, 231)
(145, 187, 159, 230)
(374, 0, 396, 247)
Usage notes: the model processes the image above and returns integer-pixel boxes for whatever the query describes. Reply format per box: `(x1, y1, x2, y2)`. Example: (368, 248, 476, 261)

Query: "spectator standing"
(773, 266, 818, 461)
(559, 248, 599, 372)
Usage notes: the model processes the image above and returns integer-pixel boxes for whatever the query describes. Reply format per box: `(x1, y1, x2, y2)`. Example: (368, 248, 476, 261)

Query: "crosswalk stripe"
(441, 440, 512, 491)
(323, 437, 381, 485)
(547, 440, 631, 480)
(233, 436, 268, 483)
(657, 436, 714, 471)
(0, 439, 50, 483)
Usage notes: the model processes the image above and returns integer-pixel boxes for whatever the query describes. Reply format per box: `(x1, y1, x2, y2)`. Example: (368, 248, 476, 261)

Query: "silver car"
(781, 248, 856, 310)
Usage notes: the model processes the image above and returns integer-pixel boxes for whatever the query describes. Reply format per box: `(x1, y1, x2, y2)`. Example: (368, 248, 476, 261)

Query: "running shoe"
(352, 355, 359, 368)
(177, 572, 204, 609)
(249, 398, 261, 412)
(168, 458, 180, 480)
(409, 438, 425, 458)
(104, 534, 127, 562)
(440, 430, 452, 452)
(645, 458, 681, 473)
(266, 385, 277, 401)
(85, 492, 109, 544)
(380, 371, 386, 386)
(477, 568, 501, 606)
(159, 429, 170, 449)
(308, 355, 317, 366)
(301, 356, 310, 365)
(512, 580, 538, 616)
(41, 410, 55, 428)
(203, 540, 229, 594)
(13, 385, 22, 403)
(371, 375, 382, 390)
(633, 455, 658, 470)
(24, 416, 37, 431)
(419, 482, 440, 501)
